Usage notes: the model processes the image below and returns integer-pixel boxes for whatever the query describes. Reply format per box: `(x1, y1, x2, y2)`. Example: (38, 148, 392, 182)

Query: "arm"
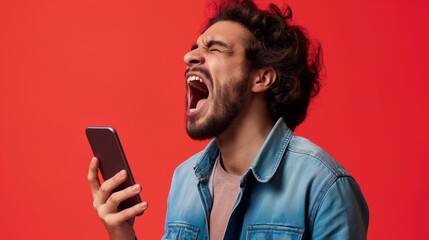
(311, 177, 369, 240)
(88, 157, 148, 240)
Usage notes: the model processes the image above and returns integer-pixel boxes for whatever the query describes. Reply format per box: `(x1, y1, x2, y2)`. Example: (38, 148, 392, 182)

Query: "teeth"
(187, 75, 202, 83)
(187, 76, 208, 92)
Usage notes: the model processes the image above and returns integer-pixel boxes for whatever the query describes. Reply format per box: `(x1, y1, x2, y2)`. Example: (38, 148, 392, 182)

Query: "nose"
(184, 48, 205, 66)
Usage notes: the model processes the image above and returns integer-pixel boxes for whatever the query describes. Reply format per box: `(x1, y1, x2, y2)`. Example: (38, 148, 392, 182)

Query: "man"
(88, 0, 369, 239)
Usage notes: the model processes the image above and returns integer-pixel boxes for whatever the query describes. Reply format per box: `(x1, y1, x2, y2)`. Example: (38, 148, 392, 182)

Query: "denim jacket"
(163, 118, 369, 240)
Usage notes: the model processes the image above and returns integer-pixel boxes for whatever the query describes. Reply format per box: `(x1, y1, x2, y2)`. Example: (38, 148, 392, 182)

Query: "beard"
(186, 73, 249, 140)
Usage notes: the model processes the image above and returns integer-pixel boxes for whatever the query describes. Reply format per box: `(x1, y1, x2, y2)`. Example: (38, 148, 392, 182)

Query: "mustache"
(184, 67, 213, 84)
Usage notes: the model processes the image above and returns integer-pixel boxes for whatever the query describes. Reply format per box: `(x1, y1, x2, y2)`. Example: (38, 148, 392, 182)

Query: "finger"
(98, 169, 128, 204)
(88, 157, 101, 196)
(105, 184, 141, 210)
(103, 202, 148, 227)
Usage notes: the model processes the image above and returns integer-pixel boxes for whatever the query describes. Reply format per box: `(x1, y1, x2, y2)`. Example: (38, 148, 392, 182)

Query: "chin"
(186, 129, 212, 140)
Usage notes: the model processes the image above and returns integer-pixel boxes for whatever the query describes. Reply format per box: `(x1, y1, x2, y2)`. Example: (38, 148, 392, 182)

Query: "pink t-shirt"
(209, 157, 242, 240)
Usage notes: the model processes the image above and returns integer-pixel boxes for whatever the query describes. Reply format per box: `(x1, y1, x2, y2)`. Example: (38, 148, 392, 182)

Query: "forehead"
(198, 21, 251, 48)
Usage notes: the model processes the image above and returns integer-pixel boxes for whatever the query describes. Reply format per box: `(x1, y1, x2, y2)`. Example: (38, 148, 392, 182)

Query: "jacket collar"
(193, 140, 219, 181)
(249, 118, 293, 182)
(194, 118, 293, 183)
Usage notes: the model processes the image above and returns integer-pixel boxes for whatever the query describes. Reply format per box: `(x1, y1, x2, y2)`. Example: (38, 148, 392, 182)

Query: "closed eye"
(190, 40, 231, 53)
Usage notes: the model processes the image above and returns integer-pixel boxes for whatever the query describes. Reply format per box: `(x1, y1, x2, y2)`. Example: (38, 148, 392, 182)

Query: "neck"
(216, 96, 275, 176)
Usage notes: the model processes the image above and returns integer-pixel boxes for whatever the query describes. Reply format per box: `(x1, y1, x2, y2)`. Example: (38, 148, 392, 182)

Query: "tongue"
(196, 99, 206, 110)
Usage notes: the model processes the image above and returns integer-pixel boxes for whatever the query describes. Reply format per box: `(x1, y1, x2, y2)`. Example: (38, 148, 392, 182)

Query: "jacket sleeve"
(311, 176, 369, 240)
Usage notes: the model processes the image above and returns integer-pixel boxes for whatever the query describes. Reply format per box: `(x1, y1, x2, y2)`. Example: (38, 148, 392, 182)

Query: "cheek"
(208, 58, 248, 90)
(217, 63, 244, 80)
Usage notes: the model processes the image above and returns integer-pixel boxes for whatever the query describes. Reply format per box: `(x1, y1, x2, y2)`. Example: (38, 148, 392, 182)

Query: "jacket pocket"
(246, 224, 303, 240)
(164, 223, 199, 240)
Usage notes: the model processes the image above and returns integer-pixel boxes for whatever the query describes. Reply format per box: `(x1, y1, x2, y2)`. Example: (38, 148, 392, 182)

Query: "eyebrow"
(191, 40, 231, 51)
(206, 40, 230, 49)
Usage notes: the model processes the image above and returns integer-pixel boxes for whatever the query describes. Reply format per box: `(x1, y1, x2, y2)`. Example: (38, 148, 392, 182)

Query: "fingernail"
(139, 202, 147, 208)
(132, 184, 140, 192)
(119, 170, 126, 178)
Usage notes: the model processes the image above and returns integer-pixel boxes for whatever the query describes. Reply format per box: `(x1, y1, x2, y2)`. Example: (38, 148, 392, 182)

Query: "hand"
(88, 157, 148, 240)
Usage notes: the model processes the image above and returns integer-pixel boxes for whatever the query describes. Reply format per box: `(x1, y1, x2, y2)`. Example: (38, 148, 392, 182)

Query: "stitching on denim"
(194, 142, 219, 180)
(167, 222, 200, 239)
(308, 175, 336, 234)
(168, 222, 199, 231)
(252, 128, 293, 182)
(247, 224, 304, 234)
(287, 142, 349, 177)
(307, 176, 358, 235)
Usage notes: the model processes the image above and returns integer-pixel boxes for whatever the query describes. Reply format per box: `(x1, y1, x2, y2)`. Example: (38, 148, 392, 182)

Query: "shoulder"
(286, 135, 350, 178)
(285, 136, 369, 233)
(172, 150, 204, 180)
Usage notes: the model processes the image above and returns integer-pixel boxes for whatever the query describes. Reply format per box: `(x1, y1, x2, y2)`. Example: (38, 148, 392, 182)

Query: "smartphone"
(85, 126, 142, 210)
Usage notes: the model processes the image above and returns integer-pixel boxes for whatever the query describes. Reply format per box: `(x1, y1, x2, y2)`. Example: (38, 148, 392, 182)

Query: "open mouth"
(187, 75, 209, 113)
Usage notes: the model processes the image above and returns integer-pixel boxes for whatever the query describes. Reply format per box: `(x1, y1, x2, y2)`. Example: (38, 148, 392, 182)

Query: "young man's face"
(184, 21, 252, 140)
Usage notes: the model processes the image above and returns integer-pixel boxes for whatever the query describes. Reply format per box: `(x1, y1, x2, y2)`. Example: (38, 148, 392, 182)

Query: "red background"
(1, 0, 428, 239)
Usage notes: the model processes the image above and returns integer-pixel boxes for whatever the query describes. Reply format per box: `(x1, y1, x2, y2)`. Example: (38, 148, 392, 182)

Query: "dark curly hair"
(206, 0, 322, 131)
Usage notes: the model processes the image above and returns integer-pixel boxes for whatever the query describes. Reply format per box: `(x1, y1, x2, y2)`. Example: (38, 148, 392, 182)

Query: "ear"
(250, 67, 277, 93)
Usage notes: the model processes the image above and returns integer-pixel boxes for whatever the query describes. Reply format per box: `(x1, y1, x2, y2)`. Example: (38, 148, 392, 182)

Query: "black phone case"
(86, 127, 142, 210)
